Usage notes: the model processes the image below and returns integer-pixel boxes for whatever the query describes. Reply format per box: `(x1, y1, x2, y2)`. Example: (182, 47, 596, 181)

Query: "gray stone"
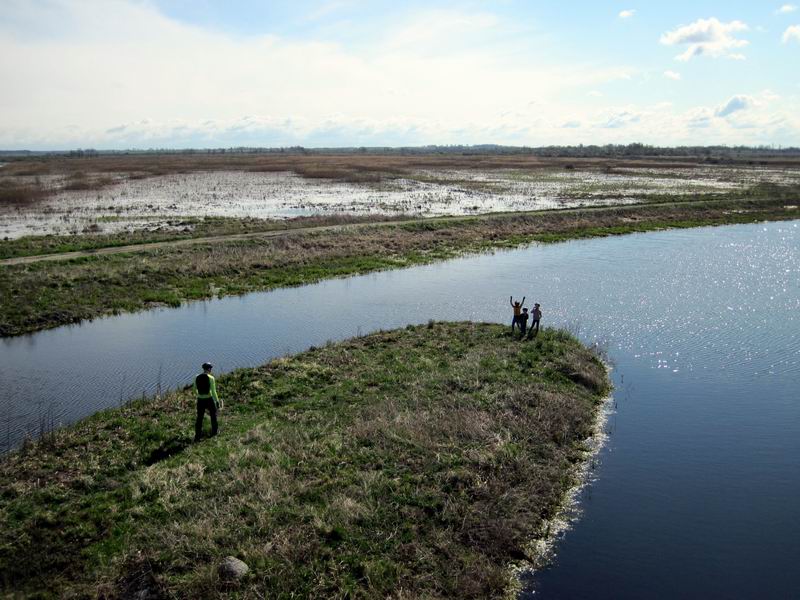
(131, 589, 160, 600)
(219, 556, 249, 580)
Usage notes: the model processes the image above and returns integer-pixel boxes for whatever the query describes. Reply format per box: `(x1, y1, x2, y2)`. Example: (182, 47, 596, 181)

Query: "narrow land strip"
(1, 189, 794, 266)
(0, 323, 610, 598)
(2, 189, 798, 337)
(0, 214, 413, 262)
(1, 222, 371, 266)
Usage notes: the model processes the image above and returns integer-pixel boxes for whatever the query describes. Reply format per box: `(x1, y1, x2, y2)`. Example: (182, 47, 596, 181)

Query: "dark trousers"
(511, 315, 519, 332)
(195, 397, 218, 440)
(527, 319, 540, 338)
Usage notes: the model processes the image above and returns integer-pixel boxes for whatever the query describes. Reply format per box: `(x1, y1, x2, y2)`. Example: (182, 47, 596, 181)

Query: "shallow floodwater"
(1, 221, 799, 597)
(4, 165, 796, 238)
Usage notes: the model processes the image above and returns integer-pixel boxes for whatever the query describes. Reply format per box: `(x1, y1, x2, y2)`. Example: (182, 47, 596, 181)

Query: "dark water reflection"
(1, 221, 799, 597)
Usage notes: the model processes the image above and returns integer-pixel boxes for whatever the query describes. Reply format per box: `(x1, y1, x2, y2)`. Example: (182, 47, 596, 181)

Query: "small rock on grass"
(219, 556, 249, 580)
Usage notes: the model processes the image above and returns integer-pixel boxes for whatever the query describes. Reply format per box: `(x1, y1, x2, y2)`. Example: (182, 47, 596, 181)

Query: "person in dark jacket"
(518, 307, 529, 339)
(193, 362, 223, 441)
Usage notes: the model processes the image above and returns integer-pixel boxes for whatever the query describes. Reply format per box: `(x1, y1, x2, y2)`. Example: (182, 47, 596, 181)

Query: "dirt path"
(0, 214, 484, 266)
(0, 198, 766, 267)
(0, 225, 344, 266)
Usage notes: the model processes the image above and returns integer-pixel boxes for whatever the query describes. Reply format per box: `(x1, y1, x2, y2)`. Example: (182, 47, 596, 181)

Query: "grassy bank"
(0, 214, 410, 261)
(0, 186, 772, 262)
(0, 323, 610, 598)
(1, 188, 799, 337)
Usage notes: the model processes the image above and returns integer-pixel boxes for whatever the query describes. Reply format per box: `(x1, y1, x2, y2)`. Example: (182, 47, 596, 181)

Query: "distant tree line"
(1, 143, 799, 159)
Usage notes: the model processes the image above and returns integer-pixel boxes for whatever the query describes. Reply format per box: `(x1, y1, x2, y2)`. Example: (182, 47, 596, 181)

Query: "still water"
(1, 221, 799, 597)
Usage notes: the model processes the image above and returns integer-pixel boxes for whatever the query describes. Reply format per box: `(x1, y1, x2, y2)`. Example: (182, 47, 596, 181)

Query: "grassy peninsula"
(1, 184, 799, 337)
(0, 323, 609, 598)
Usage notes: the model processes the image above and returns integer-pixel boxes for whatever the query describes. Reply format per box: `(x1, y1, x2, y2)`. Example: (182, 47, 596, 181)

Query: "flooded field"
(2, 165, 799, 239)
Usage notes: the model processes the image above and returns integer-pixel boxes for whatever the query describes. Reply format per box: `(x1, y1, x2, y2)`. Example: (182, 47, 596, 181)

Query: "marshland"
(6, 0, 800, 596)
(2, 153, 800, 239)
(1, 152, 800, 599)
(1, 153, 799, 336)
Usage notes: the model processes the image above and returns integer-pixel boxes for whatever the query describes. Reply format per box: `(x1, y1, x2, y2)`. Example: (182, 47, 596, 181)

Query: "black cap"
(202, 362, 213, 370)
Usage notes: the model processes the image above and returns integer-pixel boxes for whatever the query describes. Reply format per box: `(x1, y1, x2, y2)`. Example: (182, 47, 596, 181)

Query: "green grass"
(0, 323, 610, 598)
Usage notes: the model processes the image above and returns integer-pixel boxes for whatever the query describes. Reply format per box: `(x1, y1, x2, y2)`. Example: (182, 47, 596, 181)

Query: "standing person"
(518, 307, 530, 339)
(194, 362, 222, 441)
(527, 303, 542, 338)
(510, 295, 526, 333)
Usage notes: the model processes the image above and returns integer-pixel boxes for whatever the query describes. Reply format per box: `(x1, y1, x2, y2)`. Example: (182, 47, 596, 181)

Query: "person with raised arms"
(510, 295, 525, 334)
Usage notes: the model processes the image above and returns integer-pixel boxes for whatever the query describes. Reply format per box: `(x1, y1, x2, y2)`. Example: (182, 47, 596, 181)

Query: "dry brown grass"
(0, 179, 49, 205)
(5, 152, 799, 200)
(0, 153, 666, 180)
(2, 151, 799, 213)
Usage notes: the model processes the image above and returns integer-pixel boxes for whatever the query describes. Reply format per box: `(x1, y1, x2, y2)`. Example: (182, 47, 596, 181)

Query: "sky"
(1, 0, 799, 149)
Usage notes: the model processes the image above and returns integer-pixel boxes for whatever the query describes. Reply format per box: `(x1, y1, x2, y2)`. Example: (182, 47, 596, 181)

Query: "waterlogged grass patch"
(2, 157, 799, 239)
(0, 323, 609, 598)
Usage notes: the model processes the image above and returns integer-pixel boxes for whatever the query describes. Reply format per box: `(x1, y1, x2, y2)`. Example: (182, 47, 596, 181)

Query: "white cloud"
(306, 0, 355, 21)
(777, 4, 798, 14)
(4, 96, 796, 149)
(599, 110, 641, 128)
(588, 90, 604, 97)
(783, 24, 800, 42)
(686, 107, 714, 129)
(715, 95, 755, 117)
(382, 9, 502, 54)
(660, 18, 749, 61)
(619, 9, 635, 19)
(663, 70, 681, 80)
(0, 1, 798, 148)
(0, 0, 641, 148)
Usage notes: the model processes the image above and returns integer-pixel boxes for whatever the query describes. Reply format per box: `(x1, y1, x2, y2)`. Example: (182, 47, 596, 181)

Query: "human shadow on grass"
(144, 438, 192, 466)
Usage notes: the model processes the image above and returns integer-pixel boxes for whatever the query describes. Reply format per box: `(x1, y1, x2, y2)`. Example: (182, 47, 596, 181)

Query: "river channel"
(1, 221, 799, 597)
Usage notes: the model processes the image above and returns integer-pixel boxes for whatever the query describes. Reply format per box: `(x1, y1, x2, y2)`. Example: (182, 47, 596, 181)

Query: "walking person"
(194, 362, 223, 441)
(510, 295, 526, 333)
(527, 303, 542, 339)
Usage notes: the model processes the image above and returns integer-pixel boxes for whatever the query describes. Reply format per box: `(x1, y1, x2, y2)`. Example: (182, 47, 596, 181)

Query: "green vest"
(194, 372, 220, 407)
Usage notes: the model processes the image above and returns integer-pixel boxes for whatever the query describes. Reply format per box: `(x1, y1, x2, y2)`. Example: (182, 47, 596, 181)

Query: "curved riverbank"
(0, 322, 609, 598)
(1, 188, 798, 337)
